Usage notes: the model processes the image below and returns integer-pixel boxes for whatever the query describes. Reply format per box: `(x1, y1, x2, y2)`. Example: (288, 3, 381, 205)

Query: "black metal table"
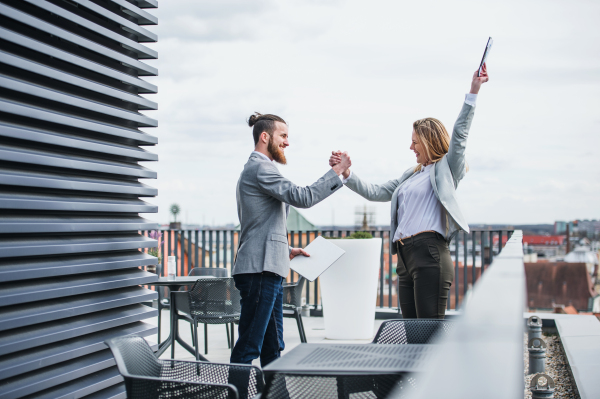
(153, 276, 213, 360)
(262, 343, 437, 398)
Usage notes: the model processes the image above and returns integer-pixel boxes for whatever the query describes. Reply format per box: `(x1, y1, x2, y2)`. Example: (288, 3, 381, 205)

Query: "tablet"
(290, 236, 345, 282)
(478, 37, 493, 77)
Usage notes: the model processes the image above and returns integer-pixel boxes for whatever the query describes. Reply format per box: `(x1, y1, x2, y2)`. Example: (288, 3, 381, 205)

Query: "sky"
(140, 0, 600, 227)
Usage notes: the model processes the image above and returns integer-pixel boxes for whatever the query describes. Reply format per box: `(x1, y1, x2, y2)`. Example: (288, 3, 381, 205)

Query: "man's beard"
(268, 137, 287, 165)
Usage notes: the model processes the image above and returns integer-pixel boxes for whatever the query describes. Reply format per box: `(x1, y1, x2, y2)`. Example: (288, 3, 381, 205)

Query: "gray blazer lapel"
(429, 162, 438, 197)
(389, 168, 417, 238)
(390, 185, 400, 228)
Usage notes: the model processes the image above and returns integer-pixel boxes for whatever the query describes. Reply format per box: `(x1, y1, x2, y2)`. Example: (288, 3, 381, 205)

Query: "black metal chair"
(175, 278, 241, 360)
(105, 335, 264, 399)
(261, 372, 408, 399)
(155, 264, 170, 344)
(317, 319, 454, 398)
(282, 276, 307, 343)
(372, 319, 455, 344)
(258, 320, 452, 399)
(186, 267, 232, 347)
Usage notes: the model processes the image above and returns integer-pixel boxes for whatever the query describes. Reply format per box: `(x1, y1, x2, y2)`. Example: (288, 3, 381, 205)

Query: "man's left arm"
(257, 164, 342, 209)
(257, 152, 350, 209)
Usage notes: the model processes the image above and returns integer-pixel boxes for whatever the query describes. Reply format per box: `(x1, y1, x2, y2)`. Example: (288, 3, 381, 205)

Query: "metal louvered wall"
(0, 0, 159, 397)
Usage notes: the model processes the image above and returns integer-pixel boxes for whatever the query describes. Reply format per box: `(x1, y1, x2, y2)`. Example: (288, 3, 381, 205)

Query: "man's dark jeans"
(230, 272, 285, 367)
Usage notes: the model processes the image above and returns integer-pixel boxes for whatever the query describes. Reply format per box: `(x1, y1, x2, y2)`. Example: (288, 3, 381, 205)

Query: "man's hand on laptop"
(290, 248, 310, 260)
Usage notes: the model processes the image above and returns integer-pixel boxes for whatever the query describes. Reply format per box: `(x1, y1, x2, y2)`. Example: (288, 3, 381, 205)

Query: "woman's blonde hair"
(412, 117, 451, 172)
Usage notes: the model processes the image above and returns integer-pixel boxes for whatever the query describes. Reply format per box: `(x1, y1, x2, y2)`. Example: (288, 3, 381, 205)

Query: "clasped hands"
(330, 151, 351, 179)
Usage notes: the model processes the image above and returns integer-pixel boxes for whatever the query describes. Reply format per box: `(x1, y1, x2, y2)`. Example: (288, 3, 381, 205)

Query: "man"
(231, 112, 351, 366)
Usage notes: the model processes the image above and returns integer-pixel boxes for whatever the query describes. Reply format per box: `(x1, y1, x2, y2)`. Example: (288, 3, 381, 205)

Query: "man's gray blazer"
(234, 153, 343, 277)
(345, 102, 475, 254)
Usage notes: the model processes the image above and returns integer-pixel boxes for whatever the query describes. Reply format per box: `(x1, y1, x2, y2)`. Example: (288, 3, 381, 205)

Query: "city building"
(522, 235, 567, 259)
(524, 262, 600, 312)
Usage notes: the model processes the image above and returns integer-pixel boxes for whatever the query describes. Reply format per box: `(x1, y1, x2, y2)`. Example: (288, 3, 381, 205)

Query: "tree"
(170, 203, 181, 223)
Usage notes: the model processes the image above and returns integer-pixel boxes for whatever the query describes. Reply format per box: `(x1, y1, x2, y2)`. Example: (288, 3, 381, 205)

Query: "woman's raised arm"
(446, 64, 489, 184)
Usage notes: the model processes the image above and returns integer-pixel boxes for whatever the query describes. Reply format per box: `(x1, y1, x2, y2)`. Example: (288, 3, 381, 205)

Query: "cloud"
(142, 0, 600, 226)
(155, 0, 343, 43)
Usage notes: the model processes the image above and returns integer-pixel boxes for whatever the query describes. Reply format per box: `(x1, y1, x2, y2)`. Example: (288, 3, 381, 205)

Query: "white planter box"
(319, 238, 382, 340)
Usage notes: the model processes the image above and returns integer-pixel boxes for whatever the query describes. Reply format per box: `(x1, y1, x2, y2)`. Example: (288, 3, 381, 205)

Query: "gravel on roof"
(524, 333, 580, 399)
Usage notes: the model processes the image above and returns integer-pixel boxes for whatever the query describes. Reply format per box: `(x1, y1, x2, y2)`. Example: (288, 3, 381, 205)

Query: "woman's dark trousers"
(395, 232, 454, 319)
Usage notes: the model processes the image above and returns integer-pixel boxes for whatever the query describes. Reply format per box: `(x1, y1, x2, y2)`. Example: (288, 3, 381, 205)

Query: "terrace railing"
(141, 228, 513, 313)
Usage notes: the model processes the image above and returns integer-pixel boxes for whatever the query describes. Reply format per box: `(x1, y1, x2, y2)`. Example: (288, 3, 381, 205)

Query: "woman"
(330, 65, 489, 319)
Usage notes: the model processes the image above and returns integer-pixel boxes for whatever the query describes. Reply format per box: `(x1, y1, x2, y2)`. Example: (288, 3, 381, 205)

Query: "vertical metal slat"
(388, 231, 393, 308)
(195, 230, 199, 270)
(201, 230, 206, 268)
(379, 230, 384, 308)
(187, 230, 191, 273)
(454, 237, 459, 309)
(216, 230, 221, 268)
(209, 230, 213, 268)
(481, 231, 486, 273)
(489, 231, 494, 266)
(231, 230, 235, 272)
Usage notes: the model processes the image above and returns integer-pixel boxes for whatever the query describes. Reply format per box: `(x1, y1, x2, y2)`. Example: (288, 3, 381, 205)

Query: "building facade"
(0, 1, 159, 397)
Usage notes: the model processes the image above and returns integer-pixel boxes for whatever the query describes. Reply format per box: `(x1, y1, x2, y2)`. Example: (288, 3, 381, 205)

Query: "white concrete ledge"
(556, 315, 600, 399)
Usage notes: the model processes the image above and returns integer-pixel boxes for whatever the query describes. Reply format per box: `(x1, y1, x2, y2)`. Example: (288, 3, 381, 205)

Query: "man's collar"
(251, 151, 273, 162)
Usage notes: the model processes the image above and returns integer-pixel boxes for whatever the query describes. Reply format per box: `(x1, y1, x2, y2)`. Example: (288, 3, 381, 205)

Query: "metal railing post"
(161, 229, 167, 276)
(305, 231, 315, 303)
(216, 230, 220, 268)
(209, 231, 213, 268)
(167, 229, 172, 259)
(289, 231, 295, 283)
(230, 230, 235, 270)
(187, 230, 191, 273)
(378, 230, 384, 307)
(481, 231, 486, 273)
(489, 230, 494, 266)
(179, 230, 184, 276)
(201, 230, 206, 268)
(194, 230, 199, 270)
(455, 237, 459, 309)
(223, 230, 228, 269)
(388, 231, 393, 308)
(292, 230, 303, 283)
(499, 230, 504, 254)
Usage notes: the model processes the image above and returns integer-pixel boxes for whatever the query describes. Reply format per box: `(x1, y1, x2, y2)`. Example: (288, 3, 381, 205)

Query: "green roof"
(286, 207, 316, 231)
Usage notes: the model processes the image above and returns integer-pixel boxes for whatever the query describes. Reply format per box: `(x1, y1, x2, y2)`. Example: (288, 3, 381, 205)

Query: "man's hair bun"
(247, 112, 287, 145)
(248, 112, 262, 127)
